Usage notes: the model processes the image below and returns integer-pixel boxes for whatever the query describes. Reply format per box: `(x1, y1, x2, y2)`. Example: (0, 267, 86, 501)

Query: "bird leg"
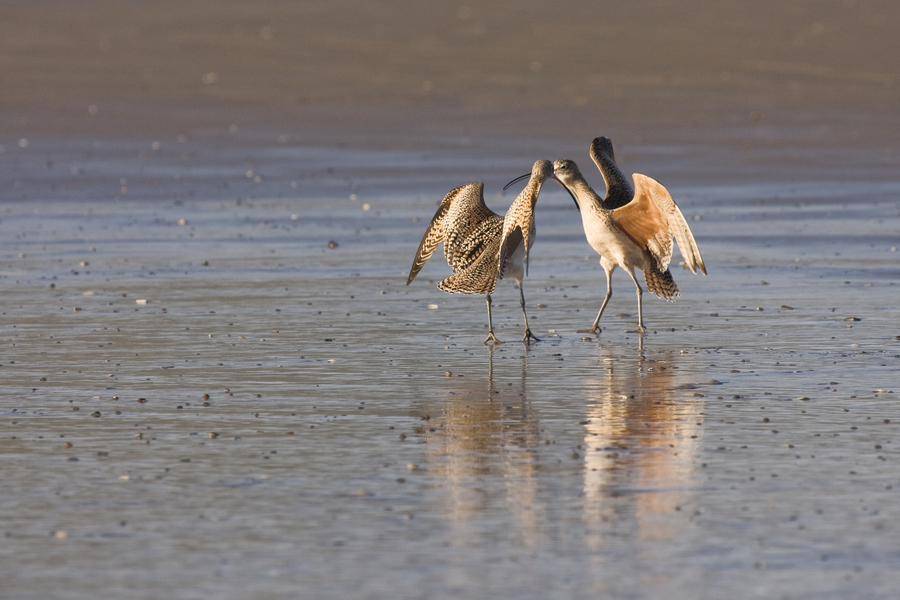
(483, 294, 503, 345)
(587, 260, 615, 334)
(588, 287, 612, 334)
(627, 270, 646, 334)
(519, 284, 540, 343)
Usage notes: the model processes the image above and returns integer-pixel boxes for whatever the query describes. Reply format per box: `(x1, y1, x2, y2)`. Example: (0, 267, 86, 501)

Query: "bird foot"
(625, 326, 646, 334)
(483, 332, 503, 345)
(522, 329, 541, 343)
(577, 328, 600, 335)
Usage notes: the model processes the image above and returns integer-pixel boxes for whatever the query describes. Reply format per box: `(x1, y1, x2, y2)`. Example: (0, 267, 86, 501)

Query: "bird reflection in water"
(422, 346, 542, 547)
(581, 345, 705, 547)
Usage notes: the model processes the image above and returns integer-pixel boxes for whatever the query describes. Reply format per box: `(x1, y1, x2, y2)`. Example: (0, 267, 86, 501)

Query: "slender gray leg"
(519, 283, 540, 343)
(626, 269, 646, 334)
(588, 259, 615, 334)
(483, 293, 502, 345)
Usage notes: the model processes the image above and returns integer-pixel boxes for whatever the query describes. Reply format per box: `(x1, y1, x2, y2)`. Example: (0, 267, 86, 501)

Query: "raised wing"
(407, 187, 454, 285)
(612, 174, 706, 274)
(498, 172, 542, 277)
(499, 203, 534, 277)
(611, 176, 673, 270)
(406, 183, 487, 285)
(632, 174, 706, 275)
(498, 226, 524, 279)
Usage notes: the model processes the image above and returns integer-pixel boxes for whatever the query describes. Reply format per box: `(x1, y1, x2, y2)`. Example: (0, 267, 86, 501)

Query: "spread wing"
(498, 179, 539, 278)
(406, 183, 485, 285)
(498, 226, 524, 279)
(499, 204, 534, 277)
(633, 174, 706, 275)
(613, 174, 706, 274)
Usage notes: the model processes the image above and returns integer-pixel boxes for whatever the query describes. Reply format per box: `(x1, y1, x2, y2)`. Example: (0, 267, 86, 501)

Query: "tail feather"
(645, 266, 679, 301)
(438, 268, 497, 295)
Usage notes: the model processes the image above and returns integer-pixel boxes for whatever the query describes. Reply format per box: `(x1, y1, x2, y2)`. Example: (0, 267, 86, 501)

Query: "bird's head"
(590, 136, 616, 164)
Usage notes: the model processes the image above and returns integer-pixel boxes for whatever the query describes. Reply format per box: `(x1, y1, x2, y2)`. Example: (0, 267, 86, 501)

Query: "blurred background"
(2, 0, 898, 149)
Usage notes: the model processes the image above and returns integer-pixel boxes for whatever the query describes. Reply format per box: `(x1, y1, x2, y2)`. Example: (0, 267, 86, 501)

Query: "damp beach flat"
(2, 2, 900, 599)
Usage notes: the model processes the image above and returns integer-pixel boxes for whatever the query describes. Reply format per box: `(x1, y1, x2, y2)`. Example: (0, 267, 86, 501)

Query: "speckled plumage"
(554, 137, 706, 333)
(406, 161, 556, 343)
(407, 183, 504, 296)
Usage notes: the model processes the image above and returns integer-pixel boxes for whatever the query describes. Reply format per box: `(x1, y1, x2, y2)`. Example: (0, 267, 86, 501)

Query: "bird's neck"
(595, 153, 633, 210)
(515, 177, 544, 210)
(566, 177, 604, 211)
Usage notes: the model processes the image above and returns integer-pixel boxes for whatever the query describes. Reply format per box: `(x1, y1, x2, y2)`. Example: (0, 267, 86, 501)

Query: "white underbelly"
(581, 210, 645, 270)
(501, 239, 527, 283)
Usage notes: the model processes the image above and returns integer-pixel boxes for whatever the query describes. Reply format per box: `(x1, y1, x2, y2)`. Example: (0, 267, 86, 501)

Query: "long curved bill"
(503, 172, 579, 210)
(502, 172, 530, 191)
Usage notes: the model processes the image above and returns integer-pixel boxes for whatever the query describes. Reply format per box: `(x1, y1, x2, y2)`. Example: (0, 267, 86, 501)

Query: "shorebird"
(406, 160, 559, 344)
(552, 136, 706, 333)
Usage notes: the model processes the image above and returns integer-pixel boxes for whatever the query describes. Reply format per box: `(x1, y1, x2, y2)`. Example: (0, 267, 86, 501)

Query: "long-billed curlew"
(407, 160, 560, 344)
(552, 136, 706, 333)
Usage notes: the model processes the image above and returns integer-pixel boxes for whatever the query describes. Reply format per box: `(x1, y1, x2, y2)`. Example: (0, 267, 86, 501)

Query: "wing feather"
(498, 176, 540, 277)
(611, 178, 671, 268)
(498, 226, 524, 278)
(625, 174, 707, 275)
(438, 234, 501, 295)
(406, 183, 481, 285)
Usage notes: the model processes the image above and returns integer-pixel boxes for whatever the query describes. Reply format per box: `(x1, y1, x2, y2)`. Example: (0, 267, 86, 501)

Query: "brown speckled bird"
(553, 137, 706, 333)
(407, 160, 557, 344)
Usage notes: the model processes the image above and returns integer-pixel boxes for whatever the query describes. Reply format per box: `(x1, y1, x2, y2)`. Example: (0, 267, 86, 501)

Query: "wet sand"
(2, 2, 900, 599)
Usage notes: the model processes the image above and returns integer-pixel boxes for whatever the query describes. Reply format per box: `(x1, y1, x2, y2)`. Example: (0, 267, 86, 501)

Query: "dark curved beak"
(503, 172, 530, 191)
(504, 173, 579, 211)
(551, 175, 579, 211)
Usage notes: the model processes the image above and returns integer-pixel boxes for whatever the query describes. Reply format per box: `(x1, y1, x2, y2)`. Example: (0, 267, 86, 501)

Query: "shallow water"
(1, 130, 899, 599)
